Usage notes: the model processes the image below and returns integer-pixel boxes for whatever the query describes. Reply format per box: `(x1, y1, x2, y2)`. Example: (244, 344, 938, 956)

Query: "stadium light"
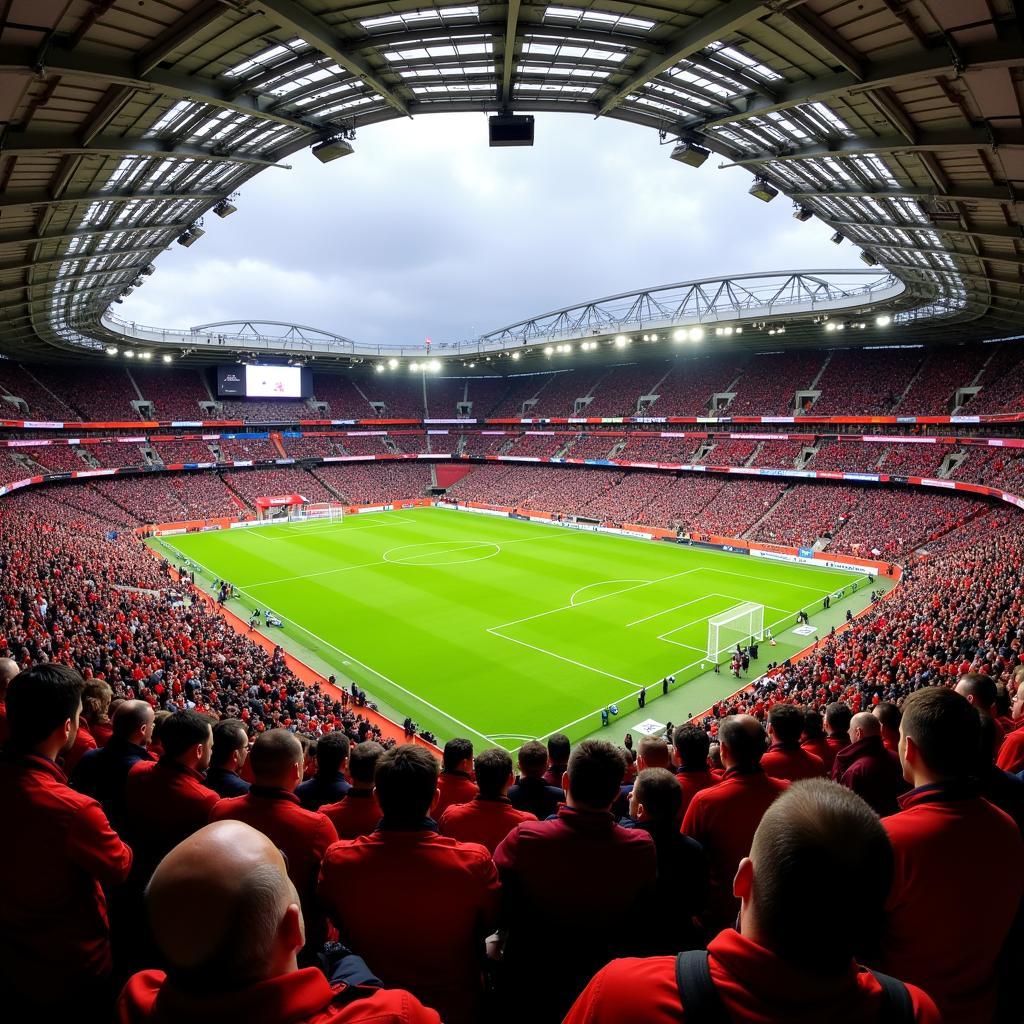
(388, 358, 398, 369)
(792, 205, 813, 222)
(375, 364, 385, 373)
(511, 352, 520, 360)
(689, 327, 704, 342)
(162, 353, 173, 363)
(825, 322, 837, 332)
(124, 349, 135, 358)
(410, 361, 420, 371)
(749, 179, 778, 203)
(544, 346, 554, 356)
(831, 231, 844, 245)
(428, 359, 441, 371)
(875, 314, 892, 327)
(614, 335, 629, 348)
(672, 329, 685, 342)
(140, 351, 153, 360)
(213, 200, 237, 218)
(669, 141, 710, 167)
(105, 346, 118, 356)
(176, 225, 205, 247)
(650, 334, 659, 341)
(468, 362, 476, 368)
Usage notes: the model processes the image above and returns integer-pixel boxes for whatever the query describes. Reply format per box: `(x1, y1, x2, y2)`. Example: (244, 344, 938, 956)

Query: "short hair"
(375, 744, 439, 821)
(767, 704, 804, 746)
(475, 747, 513, 799)
(442, 737, 473, 772)
(957, 672, 996, 710)
(316, 730, 351, 776)
(348, 741, 385, 784)
(977, 710, 998, 770)
(152, 709, 173, 744)
(547, 732, 570, 764)
(873, 701, 901, 733)
(673, 724, 710, 769)
(249, 729, 303, 782)
(901, 686, 980, 779)
(633, 767, 683, 825)
(113, 700, 154, 741)
(802, 710, 825, 739)
(6, 663, 84, 749)
(637, 735, 670, 769)
(718, 715, 766, 770)
(82, 679, 113, 720)
(750, 780, 892, 974)
(210, 718, 248, 767)
(159, 710, 214, 760)
(824, 702, 852, 734)
(566, 740, 624, 809)
(994, 683, 1011, 717)
(517, 740, 548, 778)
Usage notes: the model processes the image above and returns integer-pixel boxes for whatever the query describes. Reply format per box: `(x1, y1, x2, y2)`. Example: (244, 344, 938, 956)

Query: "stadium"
(1, 0, 1023, 1022)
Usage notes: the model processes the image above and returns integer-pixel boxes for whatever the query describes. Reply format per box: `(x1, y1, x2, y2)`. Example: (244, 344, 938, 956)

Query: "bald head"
(848, 712, 880, 744)
(0, 658, 19, 696)
(112, 700, 154, 745)
(146, 821, 303, 989)
(249, 729, 304, 790)
(718, 715, 766, 771)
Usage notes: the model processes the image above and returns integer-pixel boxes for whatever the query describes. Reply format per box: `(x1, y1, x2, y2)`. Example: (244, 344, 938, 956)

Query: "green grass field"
(152, 507, 870, 749)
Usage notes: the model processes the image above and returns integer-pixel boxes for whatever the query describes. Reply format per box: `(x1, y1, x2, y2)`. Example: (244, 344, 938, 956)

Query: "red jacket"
(63, 716, 97, 774)
(682, 767, 789, 931)
(996, 726, 1024, 773)
(439, 796, 536, 853)
(117, 966, 442, 1024)
(434, 770, 478, 818)
(563, 929, 940, 1023)
(803, 736, 837, 773)
(493, 805, 657, 1023)
(881, 782, 1024, 1024)
(675, 768, 718, 817)
(322, 789, 383, 839)
(830, 735, 906, 817)
(124, 758, 219, 877)
(319, 825, 500, 1024)
(0, 753, 133, 1005)
(761, 743, 826, 783)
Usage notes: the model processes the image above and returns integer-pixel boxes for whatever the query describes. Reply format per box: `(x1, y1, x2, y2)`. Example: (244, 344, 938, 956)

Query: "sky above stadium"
(121, 112, 863, 347)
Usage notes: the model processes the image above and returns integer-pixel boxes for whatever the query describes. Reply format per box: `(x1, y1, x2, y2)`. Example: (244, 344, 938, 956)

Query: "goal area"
(707, 602, 764, 661)
(255, 494, 345, 523)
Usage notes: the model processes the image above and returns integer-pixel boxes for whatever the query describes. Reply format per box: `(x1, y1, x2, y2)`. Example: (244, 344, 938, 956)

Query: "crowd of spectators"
(648, 355, 745, 415)
(528, 370, 606, 418)
(132, 368, 213, 420)
(812, 348, 922, 416)
(216, 398, 315, 420)
(892, 347, 988, 415)
(151, 438, 217, 464)
(811, 439, 888, 472)
(39, 367, 142, 421)
(726, 351, 825, 416)
(222, 467, 337, 507)
(752, 483, 862, 547)
(565, 432, 619, 459)
(313, 461, 434, 504)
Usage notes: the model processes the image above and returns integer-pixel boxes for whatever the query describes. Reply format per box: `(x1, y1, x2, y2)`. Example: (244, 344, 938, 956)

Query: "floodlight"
(428, 359, 441, 371)
(376, 364, 385, 373)
(176, 226, 205, 247)
(836, 323, 846, 331)
(140, 351, 152, 360)
(859, 250, 879, 266)
(825, 322, 837, 332)
(544, 346, 554, 355)
(689, 327, 704, 342)
(669, 141, 710, 168)
(410, 361, 420, 371)
(735, 327, 743, 334)
(749, 178, 778, 202)
(312, 137, 355, 163)
(388, 358, 398, 369)
(792, 206, 813, 222)
(125, 349, 135, 357)
(875, 314, 892, 327)
(672, 329, 685, 342)
(468, 362, 476, 368)
(162, 354, 173, 363)
(511, 352, 520, 360)
(614, 335, 629, 348)
(141, 264, 156, 276)
(651, 334, 659, 341)
(831, 231, 844, 245)
(105, 346, 118, 356)
(213, 200, 237, 218)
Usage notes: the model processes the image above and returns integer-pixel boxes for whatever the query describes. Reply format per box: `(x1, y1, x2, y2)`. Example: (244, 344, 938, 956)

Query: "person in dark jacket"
(508, 739, 564, 819)
(72, 699, 154, 830)
(296, 730, 350, 810)
(976, 710, 1024, 832)
(542, 732, 570, 788)
(761, 704, 826, 782)
(831, 712, 906, 817)
(204, 717, 251, 799)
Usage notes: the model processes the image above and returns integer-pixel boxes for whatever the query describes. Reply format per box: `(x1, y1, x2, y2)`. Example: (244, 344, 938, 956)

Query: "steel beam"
(788, 184, 1018, 204)
(500, 0, 522, 105)
(0, 190, 224, 214)
(831, 218, 1023, 244)
(0, 219, 189, 249)
(136, 0, 229, 77)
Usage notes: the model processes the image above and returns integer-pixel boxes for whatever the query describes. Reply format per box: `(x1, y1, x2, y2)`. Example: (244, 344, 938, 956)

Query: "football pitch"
(152, 507, 870, 749)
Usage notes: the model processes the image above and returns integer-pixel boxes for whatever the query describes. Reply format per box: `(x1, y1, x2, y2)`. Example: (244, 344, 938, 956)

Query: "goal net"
(707, 602, 764, 661)
(289, 501, 346, 523)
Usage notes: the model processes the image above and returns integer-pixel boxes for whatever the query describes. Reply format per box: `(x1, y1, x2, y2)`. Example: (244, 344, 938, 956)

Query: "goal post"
(293, 501, 346, 523)
(707, 602, 765, 662)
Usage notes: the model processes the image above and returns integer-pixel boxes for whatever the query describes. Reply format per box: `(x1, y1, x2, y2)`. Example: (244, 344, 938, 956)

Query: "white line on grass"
(486, 628, 640, 688)
(703, 564, 860, 594)
(626, 595, 717, 628)
(569, 579, 648, 606)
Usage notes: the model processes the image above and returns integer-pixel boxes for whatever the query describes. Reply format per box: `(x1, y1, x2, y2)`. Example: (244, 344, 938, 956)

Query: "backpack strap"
(869, 969, 915, 1024)
(675, 950, 729, 1023)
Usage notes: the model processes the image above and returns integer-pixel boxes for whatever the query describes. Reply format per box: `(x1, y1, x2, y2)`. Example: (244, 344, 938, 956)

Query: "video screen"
(216, 364, 310, 398)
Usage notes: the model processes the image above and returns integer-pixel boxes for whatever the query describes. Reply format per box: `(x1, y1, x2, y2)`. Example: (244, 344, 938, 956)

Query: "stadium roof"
(1, 0, 1021, 362)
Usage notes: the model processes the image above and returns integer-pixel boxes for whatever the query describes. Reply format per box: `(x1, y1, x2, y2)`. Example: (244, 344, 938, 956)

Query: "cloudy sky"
(122, 112, 861, 347)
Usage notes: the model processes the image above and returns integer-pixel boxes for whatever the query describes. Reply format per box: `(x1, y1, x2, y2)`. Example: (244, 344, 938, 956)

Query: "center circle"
(383, 541, 501, 566)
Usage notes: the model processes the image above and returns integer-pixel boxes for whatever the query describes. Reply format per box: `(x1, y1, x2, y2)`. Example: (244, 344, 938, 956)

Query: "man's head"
(872, 701, 901, 744)
(735, 780, 892, 975)
(767, 704, 804, 747)
(475, 747, 514, 800)
(0, 657, 21, 699)
(848, 712, 880, 745)
(628, 767, 683, 827)
(82, 679, 113, 723)
(673, 724, 710, 771)
(249, 730, 304, 791)
(517, 740, 549, 780)
(112, 700, 155, 747)
(824, 702, 852, 738)
(547, 732, 570, 766)
(210, 718, 249, 771)
(718, 715, 766, 771)
(146, 821, 304, 991)
(802, 709, 825, 741)
(899, 686, 980, 786)
(955, 673, 996, 714)
(442, 737, 473, 774)
(565, 740, 625, 812)
(348, 741, 385, 788)
(636, 735, 671, 771)
(708, 742, 723, 771)
(159, 710, 214, 773)
(375, 744, 440, 823)
(5, 663, 84, 758)
(315, 730, 351, 779)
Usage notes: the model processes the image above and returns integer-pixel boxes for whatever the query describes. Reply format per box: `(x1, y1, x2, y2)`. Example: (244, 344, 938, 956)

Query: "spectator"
(672, 724, 717, 816)
(543, 731, 570, 787)
(801, 709, 833, 769)
(824, 701, 852, 767)
(209, 729, 338, 957)
(0, 655, 18, 746)
(72, 699, 155, 829)
(493, 739, 657, 1023)
(508, 738, 565, 819)
(434, 737, 478, 817)
(319, 744, 500, 1024)
(879, 686, 1024, 1023)
(322, 741, 384, 839)
(955, 672, 1005, 748)
(873, 701, 902, 753)
(565, 781, 940, 1024)
(976, 711, 1024, 832)
(681, 715, 788, 931)
(996, 718, 1024, 773)
(831, 711, 906, 816)
(204, 717, 251, 798)
(117, 821, 441, 1024)
(614, 734, 670, 816)
(623, 767, 708, 954)
(761, 704, 826, 782)
(296, 730, 351, 811)
(440, 747, 537, 853)
(0, 664, 133, 1017)
(64, 678, 111, 774)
